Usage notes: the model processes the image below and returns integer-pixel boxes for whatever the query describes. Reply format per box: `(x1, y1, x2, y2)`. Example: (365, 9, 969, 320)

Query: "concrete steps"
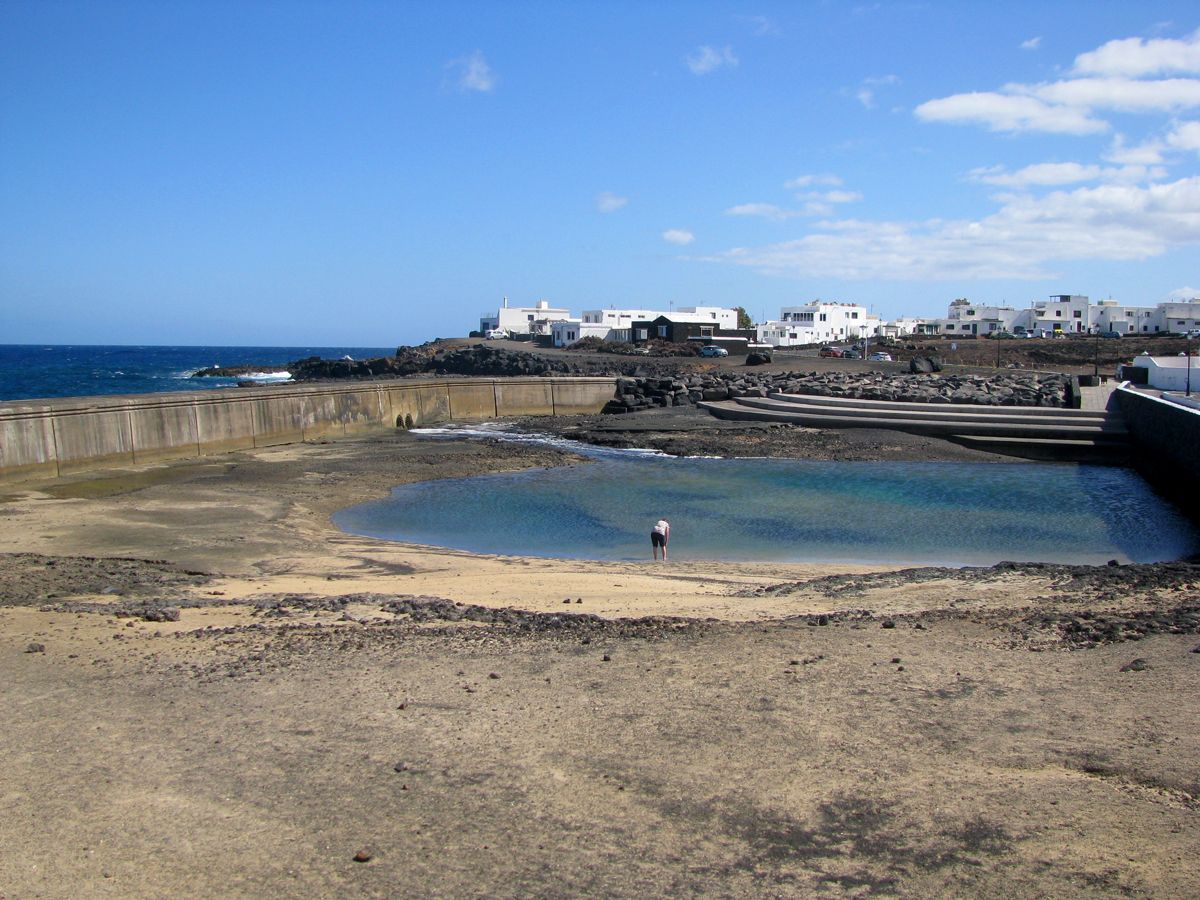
(699, 391, 1130, 459)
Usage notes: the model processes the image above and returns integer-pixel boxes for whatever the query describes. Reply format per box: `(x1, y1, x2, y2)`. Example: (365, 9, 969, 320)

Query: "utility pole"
(1188, 333, 1194, 397)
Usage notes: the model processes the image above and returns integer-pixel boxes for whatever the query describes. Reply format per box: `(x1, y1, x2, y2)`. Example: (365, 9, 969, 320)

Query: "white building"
(549, 320, 613, 347)
(756, 301, 871, 347)
(1157, 301, 1200, 335)
(929, 299, 1025, 337)
(880, 316, 925, 339)
(480, 298, 573, 337)
(676, 306, 740, 330)
(1029, 294, 1090, 335)
(579, 307, 665, 344)
(1130, 355, 1200, 392)
(1092, 299, 1157, 335)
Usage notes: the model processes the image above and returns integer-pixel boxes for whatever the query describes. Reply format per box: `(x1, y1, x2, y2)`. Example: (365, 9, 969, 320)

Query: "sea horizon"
(0, 343, 398, 403)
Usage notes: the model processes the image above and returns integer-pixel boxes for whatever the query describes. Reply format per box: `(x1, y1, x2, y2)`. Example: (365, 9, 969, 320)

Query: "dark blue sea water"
(333, 426, 1200, 566)
(0, 344, 395, 402)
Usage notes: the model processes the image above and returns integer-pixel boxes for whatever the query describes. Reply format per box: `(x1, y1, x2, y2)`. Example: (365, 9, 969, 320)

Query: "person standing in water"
(651, 518, 670, 561)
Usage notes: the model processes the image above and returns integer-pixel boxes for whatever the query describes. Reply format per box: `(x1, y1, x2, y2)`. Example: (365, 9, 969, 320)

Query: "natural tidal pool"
(333, 427, 1199, 566)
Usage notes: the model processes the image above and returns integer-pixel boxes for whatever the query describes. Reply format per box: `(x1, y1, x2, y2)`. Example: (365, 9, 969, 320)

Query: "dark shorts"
(651, 532, 666, 547)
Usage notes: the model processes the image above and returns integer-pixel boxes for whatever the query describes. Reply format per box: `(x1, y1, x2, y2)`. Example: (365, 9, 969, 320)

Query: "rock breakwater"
(604, 371, 1073, 413)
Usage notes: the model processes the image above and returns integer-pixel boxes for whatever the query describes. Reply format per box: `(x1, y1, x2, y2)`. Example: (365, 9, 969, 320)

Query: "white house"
(1029, 294, 1091, 335)
(756, 301, 871, 346)
(1156, 301, 1200, 335)
(883, 316, 925, 339)
(933, 299, 1026, 337)
(1093, 299, 1156, 334)
(579, 307, 665, 343)
(1132, 354, 1200, 392)
(676, 306, 740, 330)
(550, 319, 613, 347)
(480, 298, 573, 337)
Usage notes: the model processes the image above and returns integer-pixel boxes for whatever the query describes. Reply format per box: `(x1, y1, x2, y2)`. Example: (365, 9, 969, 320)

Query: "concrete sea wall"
(0, 377, 617, 484)
(1115, 386, 1200, 512)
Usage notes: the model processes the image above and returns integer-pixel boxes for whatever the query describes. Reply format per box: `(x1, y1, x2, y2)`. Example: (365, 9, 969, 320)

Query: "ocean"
(0, 344, 396, 402)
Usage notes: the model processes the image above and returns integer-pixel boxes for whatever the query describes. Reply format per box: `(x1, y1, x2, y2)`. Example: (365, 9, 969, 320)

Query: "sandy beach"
(1, 419, 1198, 897)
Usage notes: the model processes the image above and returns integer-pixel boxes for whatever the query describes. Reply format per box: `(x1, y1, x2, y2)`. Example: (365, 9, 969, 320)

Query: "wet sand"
(1, 420, 1197, 897)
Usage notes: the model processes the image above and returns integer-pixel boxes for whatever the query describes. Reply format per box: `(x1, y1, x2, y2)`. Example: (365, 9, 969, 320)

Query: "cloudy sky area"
(1, 1, 1198, 344)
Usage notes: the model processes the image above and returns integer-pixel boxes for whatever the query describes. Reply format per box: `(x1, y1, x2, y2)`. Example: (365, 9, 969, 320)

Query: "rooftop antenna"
(503, 295, 508, 309)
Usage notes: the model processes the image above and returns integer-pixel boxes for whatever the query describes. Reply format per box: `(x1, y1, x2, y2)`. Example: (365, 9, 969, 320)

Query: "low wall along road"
(0, 376, 618, 484)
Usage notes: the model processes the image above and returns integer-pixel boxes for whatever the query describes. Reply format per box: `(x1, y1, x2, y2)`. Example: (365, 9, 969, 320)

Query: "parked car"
(629, 346, 650, 355)
(868, 351, 893, 362)
(842, 348, 861, 359)
(1099, 331, 1123, 339)
(818, 346, 842, 358)
(699, 345, 729, 358)
(485, 329, 508, 340)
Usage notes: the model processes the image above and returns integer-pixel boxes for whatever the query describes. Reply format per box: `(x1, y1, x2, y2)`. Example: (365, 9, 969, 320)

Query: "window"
(966, 309, 975, 316)
(658, 325, 668, 338)
(945, 324, 955, 330)
(1055, 310, 1062, 317)
(1073, 310, 1082, 318)
(819, 314, 827, 322)
(851, 312, 859, 319)
(635, 328, 648, 340)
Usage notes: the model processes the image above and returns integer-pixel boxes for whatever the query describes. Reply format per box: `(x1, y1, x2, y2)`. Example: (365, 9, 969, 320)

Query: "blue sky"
(2, 1, 1198, 346)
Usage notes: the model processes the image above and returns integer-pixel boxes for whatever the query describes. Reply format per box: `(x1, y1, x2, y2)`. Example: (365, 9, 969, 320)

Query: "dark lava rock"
(1119, 658, 1150, 672)
(25, 642, 45, 653)
(353, 850, 373, 863)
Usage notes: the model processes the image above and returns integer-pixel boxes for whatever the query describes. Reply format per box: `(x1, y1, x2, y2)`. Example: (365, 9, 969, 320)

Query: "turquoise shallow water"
(332, 427, 1199, 566)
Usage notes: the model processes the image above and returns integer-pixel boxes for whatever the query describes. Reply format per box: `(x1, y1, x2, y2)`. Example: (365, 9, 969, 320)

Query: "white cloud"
(742, 15, 780, 37)
(1168, 285, 1200, 300)
(1029, 76, 1200, 113)
(709, 177, 1200, 281)
(446, 51, 496, 93)
(915, 92, 1109, 134)
(819, 190, 863, 204)
(917, 30, 1200, 135)
(855, 74, 898, 108)
(662, 229, 696, 245)
(1072, 29, 1200, 77)
(726, 203, 799, 221)
(1105, 133, 1167, 165)
(1167, 120, 1200, 150)
(968, 161, 1164, 187)
(784, 174, 842, 189)
(1021, 36, 1042, 51)
(596, 191, 628, 213)
(686, 45, 738, 75)
(970, 163, 1102, 186)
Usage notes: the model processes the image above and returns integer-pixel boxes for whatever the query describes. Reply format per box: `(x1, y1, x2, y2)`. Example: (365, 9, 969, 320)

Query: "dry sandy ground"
(1, 426, 1197, 898)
